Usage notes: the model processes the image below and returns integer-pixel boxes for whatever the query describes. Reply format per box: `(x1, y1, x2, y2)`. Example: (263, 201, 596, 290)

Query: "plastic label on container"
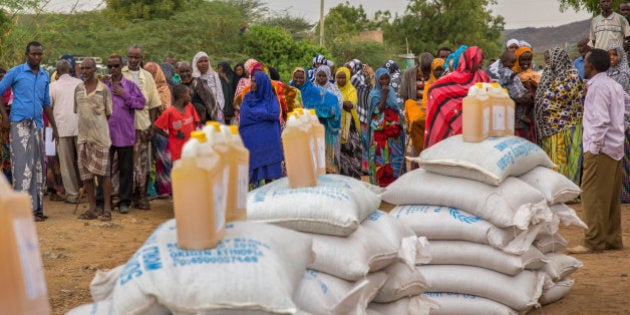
(317, 136, 326, 170)
(222, 167, 229, 214)
(492, 105, 506, 131)
(13, 217, 48, 300)
(213, 179, 226, 233)
(483, 107, 490, 135)
(507, 106, 515, 132)
(237, 164, 248, 209)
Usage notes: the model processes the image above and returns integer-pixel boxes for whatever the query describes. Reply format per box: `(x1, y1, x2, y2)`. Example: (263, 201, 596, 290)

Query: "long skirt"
(0, 112, 11, 183)
(152, 133, 172, 197)
(325, 129, 340, 174)
(622, 129, 630, 203)
(361, 122, 369, 175)
(339, 122, 362, 179)
(368, 108, 405, 187)
(10, 120, 45, 215)
(540, 122, 583, 186)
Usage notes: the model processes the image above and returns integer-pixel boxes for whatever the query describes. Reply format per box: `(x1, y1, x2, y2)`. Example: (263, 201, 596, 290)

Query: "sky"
(43, 0, 594, 29)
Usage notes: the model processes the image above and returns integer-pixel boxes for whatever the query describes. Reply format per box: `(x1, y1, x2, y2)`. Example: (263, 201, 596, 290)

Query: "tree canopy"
(558, 0, 619, 14)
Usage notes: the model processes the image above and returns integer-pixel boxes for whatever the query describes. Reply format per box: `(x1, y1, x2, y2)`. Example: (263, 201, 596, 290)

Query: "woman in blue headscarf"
(290, 67, 341, 173)
(445, 45, 468, 74)
(368, 68, 405, 187)
(239, 71, 284, 188)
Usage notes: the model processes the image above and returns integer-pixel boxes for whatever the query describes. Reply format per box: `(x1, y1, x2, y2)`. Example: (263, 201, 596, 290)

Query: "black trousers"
(97, 145, 134, 206)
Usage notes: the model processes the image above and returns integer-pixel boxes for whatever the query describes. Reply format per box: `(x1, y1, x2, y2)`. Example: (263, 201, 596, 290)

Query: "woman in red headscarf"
(424, 46, 492, 148)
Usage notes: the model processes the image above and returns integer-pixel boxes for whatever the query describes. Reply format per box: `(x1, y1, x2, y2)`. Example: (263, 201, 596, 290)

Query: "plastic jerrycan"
(221, 125, 250, 222)
(489, 83, 508, 137)
(502, 88, 516, 136)
(462, 82, 489, 142)
(295, 109, 318, 176)
(307, 109, 327, 175)
(171, 131, 226, 250)
(0, 175, 51, 315)
(204, 121, 230, 218)
(282, 113, 317, 188)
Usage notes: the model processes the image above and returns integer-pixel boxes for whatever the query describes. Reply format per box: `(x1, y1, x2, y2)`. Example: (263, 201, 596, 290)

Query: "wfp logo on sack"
(448, 208, 481, 224)
(494, 138, 539, 171)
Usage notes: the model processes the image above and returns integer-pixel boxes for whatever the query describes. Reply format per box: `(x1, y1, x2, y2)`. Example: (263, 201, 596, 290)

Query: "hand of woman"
(343, 101, 354, 112)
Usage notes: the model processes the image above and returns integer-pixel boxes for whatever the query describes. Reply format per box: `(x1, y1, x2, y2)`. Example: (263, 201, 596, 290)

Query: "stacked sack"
(383, 135, 586, 314)
(248, 175, 438, 314)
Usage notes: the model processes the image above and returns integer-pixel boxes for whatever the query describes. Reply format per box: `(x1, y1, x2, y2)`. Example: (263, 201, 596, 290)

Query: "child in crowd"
(153, 84, 200, 161)
(496, 51, 533, 126)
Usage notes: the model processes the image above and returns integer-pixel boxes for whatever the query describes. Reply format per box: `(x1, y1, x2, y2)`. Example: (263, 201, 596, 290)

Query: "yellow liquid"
(312, 122, 326, 176)
(171, 156, 226, 250)
(462, 95, 489, 142)
(226, 139, 249, 222)
(0, 177, 51, 315)
(282, 124, 317, 188)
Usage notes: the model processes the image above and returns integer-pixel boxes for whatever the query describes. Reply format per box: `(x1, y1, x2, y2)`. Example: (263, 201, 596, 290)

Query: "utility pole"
(320, 0, 325, 46)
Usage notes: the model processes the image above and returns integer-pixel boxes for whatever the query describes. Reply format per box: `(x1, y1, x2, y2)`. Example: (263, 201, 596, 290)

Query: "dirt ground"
(37, 198, 630, 314)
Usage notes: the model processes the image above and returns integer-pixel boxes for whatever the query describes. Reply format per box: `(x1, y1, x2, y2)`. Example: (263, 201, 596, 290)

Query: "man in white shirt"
(49, 59, 83, 203)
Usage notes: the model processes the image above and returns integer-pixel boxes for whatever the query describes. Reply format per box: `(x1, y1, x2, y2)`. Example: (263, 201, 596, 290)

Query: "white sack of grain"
(383, 169, 552, 230)
(410, 135, 555, 186)
(248, 175, 381, 236)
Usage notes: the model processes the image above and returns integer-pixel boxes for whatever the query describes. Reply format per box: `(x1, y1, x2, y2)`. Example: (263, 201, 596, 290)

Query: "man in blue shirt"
(573, 38, 590, 80)
(0, 41, 59, 222)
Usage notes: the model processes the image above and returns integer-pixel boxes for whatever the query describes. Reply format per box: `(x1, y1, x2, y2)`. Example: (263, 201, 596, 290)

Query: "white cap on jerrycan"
(467, 82, 483, 96)
(181, 131, 205, 159)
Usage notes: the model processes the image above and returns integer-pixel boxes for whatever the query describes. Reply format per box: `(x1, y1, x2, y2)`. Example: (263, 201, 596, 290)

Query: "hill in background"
(503, 19, 590, 59)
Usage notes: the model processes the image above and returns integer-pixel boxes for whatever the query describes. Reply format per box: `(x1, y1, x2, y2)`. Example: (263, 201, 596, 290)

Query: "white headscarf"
(506, 38, 519, 49)
(192, 51, 225, 110)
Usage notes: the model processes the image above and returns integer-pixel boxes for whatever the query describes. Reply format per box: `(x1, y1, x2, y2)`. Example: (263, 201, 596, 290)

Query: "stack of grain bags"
(383, 135, 586, 314)
(68, 174, 438, 314)
(246, 175, 438, 314)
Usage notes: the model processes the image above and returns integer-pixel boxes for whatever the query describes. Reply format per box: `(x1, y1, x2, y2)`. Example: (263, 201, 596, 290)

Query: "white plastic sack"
(90, 265, 123, 302)
(424, 293, 518, 315)
(518, 166, 581, 204)
(390, 205, 545, 255)
(66, 299, 170, 315)
(247, 175, 381, 236)
(295, 270, 386, 315)
(550, 204, 587, 229)
(410, 135, 555, 186)
(534, 233, 568, 254)
(309, 224, 398, 281)
(110, 220, 313, 314)
(361, 211, 429, 266)
(428, 241, 547, 276)
(540, 278, 574, 305)
(542, 253, 583, 281)
(368, 295, 439, 315)
(374, 262, 430, 303)
(383, 169, 553, 230)
(421, 265, 544, 311)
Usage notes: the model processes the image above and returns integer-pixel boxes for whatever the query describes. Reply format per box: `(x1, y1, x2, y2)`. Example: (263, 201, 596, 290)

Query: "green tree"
(385, 0, 504, 59)
(558, 0, 619, 13)
(317, 2, 373, 44)
(105, 0, 186, 20)
(261, 12, 313, 40)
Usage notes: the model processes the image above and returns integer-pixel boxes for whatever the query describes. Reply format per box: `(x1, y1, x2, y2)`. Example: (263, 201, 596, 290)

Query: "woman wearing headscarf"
(290, 67, 340, 174)
(513, 46, 541, 142)
(607, 44, 630, 202)
(335, 67, 362, 179)
(144, 62, 173, 198)
(444, 45, 469, 74)
(217, 61, 236, 122)
(346, 59, 372, 174)
(192, 52, 225, 113)
(160, 62, 178, 88)
(535, 47, 584, 186)
(368, 68, 406, 187)
(239, 71, 284, 189)
(233, 62, 248, 95)
(425, 46, 492, 148)
(314, 65, 344, 173)
(308, 54, 328, 82)
(383, 60, 404, 108)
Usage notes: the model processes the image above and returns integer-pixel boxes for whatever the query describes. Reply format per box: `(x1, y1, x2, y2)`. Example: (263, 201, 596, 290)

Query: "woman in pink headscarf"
(234, 59, 258, 98)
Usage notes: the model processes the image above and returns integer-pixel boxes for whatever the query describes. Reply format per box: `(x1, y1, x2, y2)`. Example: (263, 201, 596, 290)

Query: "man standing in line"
(74, 58, 114, 221)
(590, 0, 630, 50)
(574, 38, 591, 80)
(122, 45, 161, 210)
(567, 49, 625, 254)
(50, 59, 83, 204)
(97, 54, 145, 214)
(0, 41, 59, 221)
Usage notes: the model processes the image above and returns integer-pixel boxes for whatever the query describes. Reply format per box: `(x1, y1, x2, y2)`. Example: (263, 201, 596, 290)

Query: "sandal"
(34, 214, 48, 222)
(100, 212, 112, 222)
(78, 210, 99, 220)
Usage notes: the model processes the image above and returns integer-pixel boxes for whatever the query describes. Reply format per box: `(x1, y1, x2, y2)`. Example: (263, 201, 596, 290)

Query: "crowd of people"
(0, 0, 628, 255)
